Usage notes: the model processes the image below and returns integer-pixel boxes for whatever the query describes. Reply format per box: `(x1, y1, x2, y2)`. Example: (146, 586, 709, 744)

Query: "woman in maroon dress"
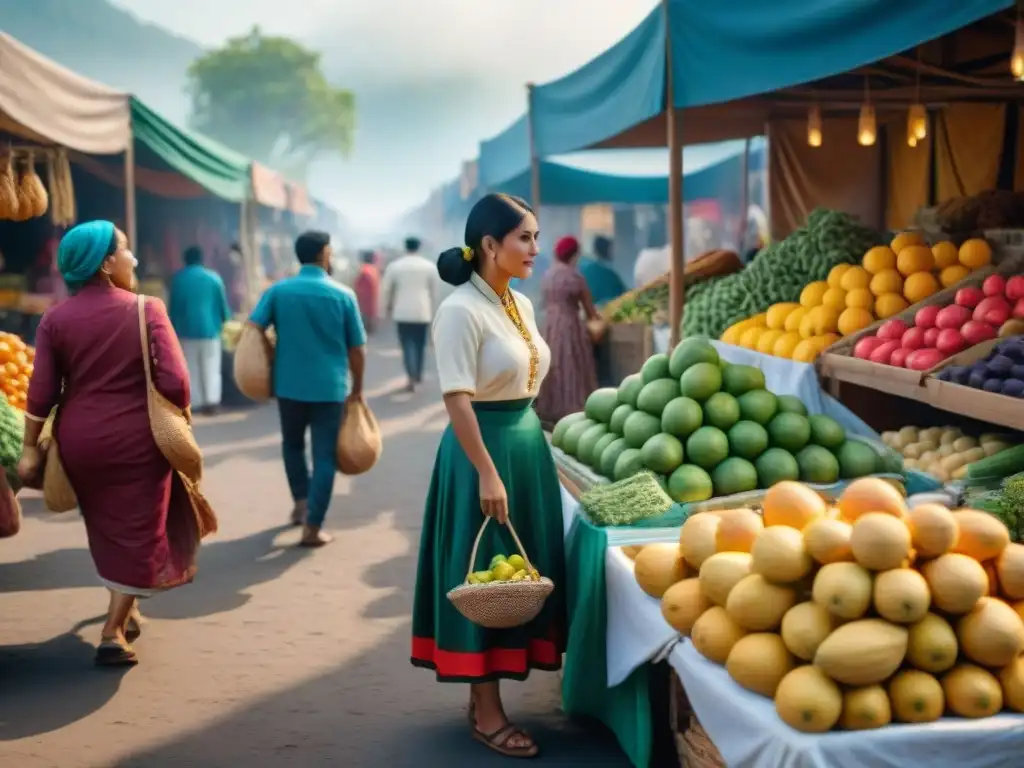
(18, 220, 201, 667)
(535, 235, 601, 425)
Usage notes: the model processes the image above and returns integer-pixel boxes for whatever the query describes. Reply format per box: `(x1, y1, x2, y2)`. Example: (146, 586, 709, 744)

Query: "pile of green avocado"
(551, 338, 892, 504)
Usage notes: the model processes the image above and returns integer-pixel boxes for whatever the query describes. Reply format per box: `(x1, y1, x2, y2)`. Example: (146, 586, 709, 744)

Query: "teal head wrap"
(58, 220, 116, 294)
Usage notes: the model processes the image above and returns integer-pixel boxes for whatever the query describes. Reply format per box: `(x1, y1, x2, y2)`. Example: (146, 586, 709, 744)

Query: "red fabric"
(28, 284, 200, 590)
(553, 235, 579, 263)
(410, 636, 560, 679)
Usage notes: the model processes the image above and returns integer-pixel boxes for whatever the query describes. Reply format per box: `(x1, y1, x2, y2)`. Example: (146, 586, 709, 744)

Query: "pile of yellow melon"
(630, 477, 1024, 733)
(719, 233, 992, 363)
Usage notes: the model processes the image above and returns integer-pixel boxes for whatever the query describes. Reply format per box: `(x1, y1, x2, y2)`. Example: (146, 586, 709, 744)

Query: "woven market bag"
(35, 409, 77, 513)
(233, 322, 274, 402)
(0, 468, 21, 537)
(336, 397, 382, 475)
(447, 518, 555, 629)
(137, 296, 203, 483)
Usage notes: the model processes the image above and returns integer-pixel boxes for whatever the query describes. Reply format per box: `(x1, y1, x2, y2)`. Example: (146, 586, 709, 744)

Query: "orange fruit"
(4, 361, 18, 377)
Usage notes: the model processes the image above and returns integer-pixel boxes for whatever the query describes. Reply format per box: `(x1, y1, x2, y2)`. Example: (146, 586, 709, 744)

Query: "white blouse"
(432, 271, 552, 401)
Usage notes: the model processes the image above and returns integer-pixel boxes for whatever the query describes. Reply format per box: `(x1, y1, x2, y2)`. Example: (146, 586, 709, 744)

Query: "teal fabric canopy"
(131, 97, 252, 203)
(492, 142, 765, 206)
(478, 0, 1012, 174)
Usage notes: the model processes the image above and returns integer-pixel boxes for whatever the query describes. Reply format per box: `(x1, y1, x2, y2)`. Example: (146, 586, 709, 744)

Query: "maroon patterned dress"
(27, 284, 200, 592)
(535, 262, 598, 424)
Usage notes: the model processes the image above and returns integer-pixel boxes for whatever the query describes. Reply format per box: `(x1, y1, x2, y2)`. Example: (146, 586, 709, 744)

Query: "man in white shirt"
(381, 236, 443, 392)
(633, 244, 670, 289)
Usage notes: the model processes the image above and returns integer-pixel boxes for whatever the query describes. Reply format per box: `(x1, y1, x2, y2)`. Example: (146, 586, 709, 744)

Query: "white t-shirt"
(633, 246, 670, 289)
(432, 271, 552, 401)
(380, 253, 443, 323)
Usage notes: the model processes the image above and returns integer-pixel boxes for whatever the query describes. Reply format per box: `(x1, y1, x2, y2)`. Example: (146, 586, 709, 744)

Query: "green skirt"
(411, 399, 567, 683)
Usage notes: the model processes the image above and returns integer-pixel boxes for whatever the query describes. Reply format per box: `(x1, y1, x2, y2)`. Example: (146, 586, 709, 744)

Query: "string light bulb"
(907, 119, 918, 148)
(1013, 6, 1024, 80)
(858, 77, 876, 147)
(908, 104, 928, 141)
(807, 105, 823, 147)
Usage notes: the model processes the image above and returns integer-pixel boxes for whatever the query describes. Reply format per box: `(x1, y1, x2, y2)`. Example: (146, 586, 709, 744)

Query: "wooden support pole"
(123, 139, 137, 250)
(736, 137, 751, 252)
(665, 0, 685, 347)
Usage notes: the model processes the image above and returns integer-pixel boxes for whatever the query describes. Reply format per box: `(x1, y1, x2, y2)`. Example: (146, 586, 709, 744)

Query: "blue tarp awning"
(478, 0, 1013, 174)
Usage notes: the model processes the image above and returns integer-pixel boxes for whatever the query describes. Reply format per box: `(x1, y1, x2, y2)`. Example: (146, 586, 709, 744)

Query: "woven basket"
(447, 518, 554, 629)
(42, 437, 77, 512)
(232, 322, 274, 402)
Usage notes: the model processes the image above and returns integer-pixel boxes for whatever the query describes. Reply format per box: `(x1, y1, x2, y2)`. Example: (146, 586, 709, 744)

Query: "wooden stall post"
(736, 137, 751, 251)
(526, 82, 542, 213)
(123, 137, 137, 250)
(664, 0, 685, 347)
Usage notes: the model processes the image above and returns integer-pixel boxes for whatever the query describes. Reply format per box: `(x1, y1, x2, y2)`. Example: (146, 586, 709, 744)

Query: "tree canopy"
(187, 27, 354, 181)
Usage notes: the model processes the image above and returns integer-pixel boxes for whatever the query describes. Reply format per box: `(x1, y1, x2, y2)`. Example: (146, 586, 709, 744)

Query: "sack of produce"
(0, 469, 20, 538)
(581, 471, 674, 527)
(232, 322, 274, 402)
(336, 398, 382, 475)
(21, 152, 48, 218)
(0, 154, 18, 220)
(447, 517, 554, 629)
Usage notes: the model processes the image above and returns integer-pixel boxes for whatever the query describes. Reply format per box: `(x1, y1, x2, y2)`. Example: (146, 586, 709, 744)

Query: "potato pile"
(881, 426, 1014, 482)
(628, 478, 1024, 734)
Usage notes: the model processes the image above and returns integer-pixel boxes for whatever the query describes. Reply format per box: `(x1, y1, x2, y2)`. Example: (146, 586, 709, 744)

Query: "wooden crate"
(608, 322, 654, 383)
(670, 671, 725, 768)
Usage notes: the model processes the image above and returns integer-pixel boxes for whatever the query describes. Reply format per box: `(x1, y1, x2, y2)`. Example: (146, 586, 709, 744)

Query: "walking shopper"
(411, 193, 566, 759)
(18, 221, 207, 667)
(249, 231, 367, 548)
(579, 235, 626, 307)
(354, 250, 381, 335)
(534, 235, 601, 425)
(168, 246, 232, 416)
(380, 236, 442, 392)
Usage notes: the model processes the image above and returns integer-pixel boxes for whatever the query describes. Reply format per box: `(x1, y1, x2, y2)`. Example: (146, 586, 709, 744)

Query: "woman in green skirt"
(411, 193, 567, 758)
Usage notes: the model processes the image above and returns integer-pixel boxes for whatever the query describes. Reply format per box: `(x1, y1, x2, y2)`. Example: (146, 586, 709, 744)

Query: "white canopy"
(0, 32, 131, 154)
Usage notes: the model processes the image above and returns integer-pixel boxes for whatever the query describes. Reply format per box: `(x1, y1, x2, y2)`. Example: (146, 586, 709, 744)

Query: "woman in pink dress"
(535, 236, 601, 425)
(353, 250, 381, 334)
(18, 220, 203, 667)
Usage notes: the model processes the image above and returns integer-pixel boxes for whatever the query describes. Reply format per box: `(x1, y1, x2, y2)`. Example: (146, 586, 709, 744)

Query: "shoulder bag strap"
(137, 294, 155, 392)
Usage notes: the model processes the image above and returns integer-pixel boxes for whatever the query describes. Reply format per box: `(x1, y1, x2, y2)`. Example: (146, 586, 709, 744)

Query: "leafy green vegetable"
(580, 471, 674, 527)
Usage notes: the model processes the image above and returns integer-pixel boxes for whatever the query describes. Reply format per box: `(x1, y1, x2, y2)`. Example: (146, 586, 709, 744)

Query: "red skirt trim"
(411, 636, 560, 679)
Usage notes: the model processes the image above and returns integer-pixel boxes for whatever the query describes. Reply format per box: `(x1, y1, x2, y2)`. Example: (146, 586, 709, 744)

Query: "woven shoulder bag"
(137, 295, 203, 483)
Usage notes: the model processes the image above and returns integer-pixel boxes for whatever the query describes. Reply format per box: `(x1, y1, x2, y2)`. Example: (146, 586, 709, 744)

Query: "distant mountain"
(0, 0, 201, 124)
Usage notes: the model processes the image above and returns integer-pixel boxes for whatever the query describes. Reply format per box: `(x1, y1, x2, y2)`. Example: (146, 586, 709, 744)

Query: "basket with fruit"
(447, 518, 554, 629)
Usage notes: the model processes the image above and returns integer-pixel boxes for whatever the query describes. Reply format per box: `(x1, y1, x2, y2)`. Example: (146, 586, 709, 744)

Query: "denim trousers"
(396, 322, 429, 383)
(277, 398, 344, 527)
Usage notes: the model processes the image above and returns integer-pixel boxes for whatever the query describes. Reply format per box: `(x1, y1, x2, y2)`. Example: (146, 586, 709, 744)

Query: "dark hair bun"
(437, 246, 475, 286)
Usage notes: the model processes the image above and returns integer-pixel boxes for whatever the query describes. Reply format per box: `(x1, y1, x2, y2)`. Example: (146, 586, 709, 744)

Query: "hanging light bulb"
(1013, 8, 1024, 80)
(858, 104, 877, 146)
(908, 104, 928, 141)
(907, 119, 918, 148)
(807, 105, 823, 147)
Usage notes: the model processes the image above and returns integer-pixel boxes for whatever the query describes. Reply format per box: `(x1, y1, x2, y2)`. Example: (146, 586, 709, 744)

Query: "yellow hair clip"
(462, 246, 474, 262)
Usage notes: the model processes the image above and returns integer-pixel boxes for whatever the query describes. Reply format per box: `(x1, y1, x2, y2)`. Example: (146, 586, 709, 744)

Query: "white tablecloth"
(670, 640, 1024, 768)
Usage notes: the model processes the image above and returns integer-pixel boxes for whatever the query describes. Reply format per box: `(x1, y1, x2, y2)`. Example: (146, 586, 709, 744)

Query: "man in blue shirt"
(579, 235, 626, 307)
(168, 246, 232, 416)
(250, 231, 367, 547)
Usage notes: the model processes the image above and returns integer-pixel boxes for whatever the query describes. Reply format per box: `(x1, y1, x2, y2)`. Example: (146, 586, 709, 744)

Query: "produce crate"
(924, 376, 1024, 432)
(608, 322, 654, 383)
(670, 671, 725, 768)
(548, 442, 607, 496)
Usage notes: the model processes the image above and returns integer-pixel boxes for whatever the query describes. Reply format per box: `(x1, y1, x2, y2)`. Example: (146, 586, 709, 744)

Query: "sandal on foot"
(125, 615, 143, 643)
(95, 638, 138, 667)
(472, 724, 539, 759)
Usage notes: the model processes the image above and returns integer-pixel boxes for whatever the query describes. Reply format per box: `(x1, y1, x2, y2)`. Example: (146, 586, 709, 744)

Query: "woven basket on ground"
(447, 517, 554, 629)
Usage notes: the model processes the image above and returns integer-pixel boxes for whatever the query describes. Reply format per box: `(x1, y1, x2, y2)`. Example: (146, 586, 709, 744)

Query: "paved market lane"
(0, 326, 629, 766)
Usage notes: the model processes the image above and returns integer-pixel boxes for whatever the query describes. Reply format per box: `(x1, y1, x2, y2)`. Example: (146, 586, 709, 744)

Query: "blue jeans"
(277, 398, 344, 528)
(396, 322, 428, 383)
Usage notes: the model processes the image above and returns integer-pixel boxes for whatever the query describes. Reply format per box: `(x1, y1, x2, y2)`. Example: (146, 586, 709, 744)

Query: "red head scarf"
(553, 235, 580, 263)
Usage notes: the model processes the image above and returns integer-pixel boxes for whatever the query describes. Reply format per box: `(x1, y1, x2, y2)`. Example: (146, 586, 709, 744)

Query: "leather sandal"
(95, 637, 138, 667)
(472, 723, 539, 758)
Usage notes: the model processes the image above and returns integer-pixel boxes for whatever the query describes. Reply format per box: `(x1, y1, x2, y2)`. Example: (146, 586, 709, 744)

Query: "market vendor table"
(669, 640, 1024, 767)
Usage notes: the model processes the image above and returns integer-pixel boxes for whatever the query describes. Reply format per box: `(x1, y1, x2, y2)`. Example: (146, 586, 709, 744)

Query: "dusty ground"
(0, 328, 629, 767)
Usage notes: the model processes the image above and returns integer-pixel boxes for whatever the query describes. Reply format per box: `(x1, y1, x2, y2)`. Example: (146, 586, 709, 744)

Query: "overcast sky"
(110, 0, 661, 233)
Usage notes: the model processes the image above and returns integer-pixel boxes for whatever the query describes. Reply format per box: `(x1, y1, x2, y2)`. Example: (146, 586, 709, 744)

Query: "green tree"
(187, 26, 354, 180)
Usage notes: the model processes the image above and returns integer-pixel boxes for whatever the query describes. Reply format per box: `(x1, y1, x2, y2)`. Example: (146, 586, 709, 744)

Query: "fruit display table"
(669, 640, 1024, 768)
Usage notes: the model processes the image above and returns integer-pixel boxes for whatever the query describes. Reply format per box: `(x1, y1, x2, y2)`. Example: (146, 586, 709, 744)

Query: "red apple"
(901, 327, 927, 350)
(955, 287, 985, 309)
(907, 348, 946, 371)
(889, 347, 911, 368)
(936, 304, 972, 329)
(877, 319, 909, 341)
(914, 305, 941, 329)
(936, 328, 967, 355)
(923, 328, 940, 347)
(974, 296, 1011, 326)
(1015, 297, 1024, 319)
(869, 340, 901, 365)
(854, 336, 886, 360)
(983, 274, 1007, 297)
(961, 320, 998, 346)
(1007, 275, 1024, 302)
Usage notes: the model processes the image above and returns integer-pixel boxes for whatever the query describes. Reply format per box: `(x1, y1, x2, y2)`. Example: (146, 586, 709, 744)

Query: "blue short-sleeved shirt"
(168, 265, 232, 340)
(249, 265, 367, 403)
